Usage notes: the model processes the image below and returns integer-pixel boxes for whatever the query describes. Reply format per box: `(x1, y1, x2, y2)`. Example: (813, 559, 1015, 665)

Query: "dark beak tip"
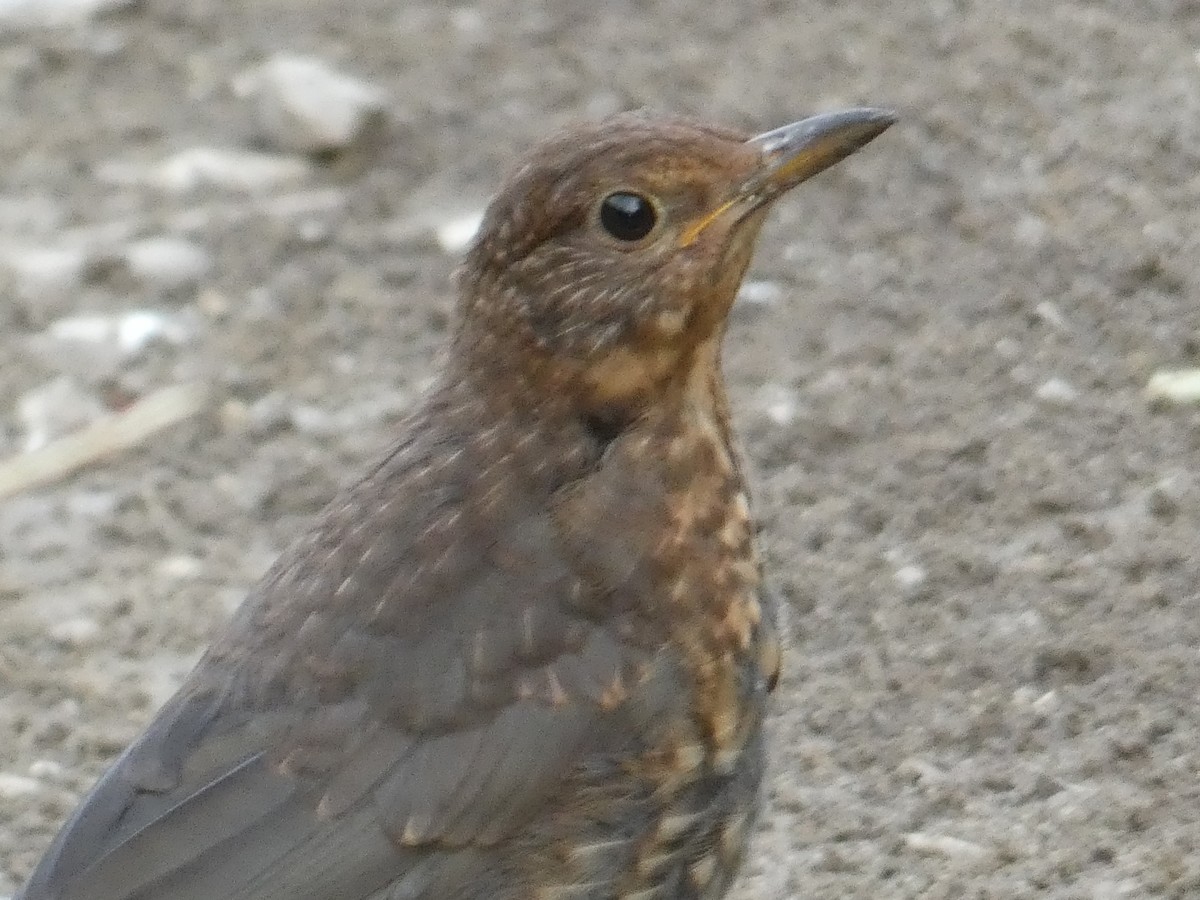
(864, 106, 900, 124)
(860, 107, 899, 136)
(744, 106, 898, 193)
(798, 106, 899, 143)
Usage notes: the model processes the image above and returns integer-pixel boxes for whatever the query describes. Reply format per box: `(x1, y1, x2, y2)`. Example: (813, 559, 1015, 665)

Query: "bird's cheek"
(664, 247, 714, 301)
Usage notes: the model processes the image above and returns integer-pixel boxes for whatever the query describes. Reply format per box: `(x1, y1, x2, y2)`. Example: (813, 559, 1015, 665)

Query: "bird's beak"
(742, 107, 896, 204)
(679, 108, 895, 247)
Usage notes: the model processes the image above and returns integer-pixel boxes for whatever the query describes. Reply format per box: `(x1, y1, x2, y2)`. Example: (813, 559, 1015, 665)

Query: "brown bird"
(18, 107, 893, 900)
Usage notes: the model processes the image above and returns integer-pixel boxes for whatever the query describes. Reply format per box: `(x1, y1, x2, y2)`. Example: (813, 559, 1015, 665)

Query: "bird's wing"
(19, 429, 672, 900)
(24, 691, 605, 900)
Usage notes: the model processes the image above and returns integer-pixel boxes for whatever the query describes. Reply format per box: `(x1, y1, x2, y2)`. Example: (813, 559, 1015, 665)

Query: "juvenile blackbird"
(19, 107, 893, 900)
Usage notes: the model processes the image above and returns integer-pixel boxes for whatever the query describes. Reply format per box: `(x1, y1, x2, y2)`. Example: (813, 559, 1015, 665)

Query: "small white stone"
(449, 6, 484, 33)
(435, 211, 484, 254)
(46, 309, 192, 356)
(904, 831, 988, 861)
(124, 236, 212, 290)
(47, 616, 101, 647)
(28, 310, 194, 378)
(217, 587, 246, 615)
(1142, 219, 1181, 250)
(756, 383, 800, 426)
(27, 759, 65, 779)
(993, 336, 1021, 360)
(1011, 685, 1039, 708)
(1035, 377, 1078, 405)
(732, 280, 784, 322)
(737, 279, 784, 306)
(118, 310, 191, 352)
(17, 376, 105, 450)
(97, 148, 311, 194)
(1033, 301, 1068, 330)
(289, 403, 340, 437)
(806, 368, 850, 396)
(1016, 609, 1044, 631)
(1013, 214, 1048, 248)
(45, 315, 110, 344)
(235, 54, 388, 154)
(1147, 369, 1200, 404)
(894, 564, 927, 589)
(156, 555, 204, 579)
(0, 0, 135, 30)
(0, 772, 40, 798)
(1031, 689, 1059, 714)
(0, 244, 89, 291)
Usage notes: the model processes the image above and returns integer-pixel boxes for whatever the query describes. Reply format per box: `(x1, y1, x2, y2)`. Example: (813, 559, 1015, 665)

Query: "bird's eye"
(598, 192, 658, 242)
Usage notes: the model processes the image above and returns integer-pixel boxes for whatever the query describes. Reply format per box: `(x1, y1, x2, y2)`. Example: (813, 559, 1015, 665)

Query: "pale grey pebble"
(234, 53, 389, 155)
(26, 309, 196, 379)
(15, 375, 106, 450)
(0, 0, 135, 31)
(123, 235, 212, 291)
(1034, 377, 1078, 406)
(732, 278, 784, 322)
(95, 147, 311, 194)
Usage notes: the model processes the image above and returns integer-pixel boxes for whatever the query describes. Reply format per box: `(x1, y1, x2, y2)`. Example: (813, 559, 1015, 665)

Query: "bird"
(18, 106, 894, 900)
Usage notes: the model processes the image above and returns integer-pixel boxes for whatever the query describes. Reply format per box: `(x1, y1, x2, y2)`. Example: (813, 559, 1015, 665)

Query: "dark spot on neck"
(581, 407, 627, 454)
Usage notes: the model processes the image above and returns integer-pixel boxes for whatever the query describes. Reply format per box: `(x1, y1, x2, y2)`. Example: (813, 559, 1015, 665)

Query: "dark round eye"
(598, 191, 658, 242)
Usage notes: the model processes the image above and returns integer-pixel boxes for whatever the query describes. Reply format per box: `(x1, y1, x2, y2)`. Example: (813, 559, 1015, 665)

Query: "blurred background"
(2, 1, 1200, 896)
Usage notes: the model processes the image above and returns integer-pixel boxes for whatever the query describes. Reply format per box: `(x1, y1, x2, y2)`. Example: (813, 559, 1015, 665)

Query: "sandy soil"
(3, 1, 1200, 897)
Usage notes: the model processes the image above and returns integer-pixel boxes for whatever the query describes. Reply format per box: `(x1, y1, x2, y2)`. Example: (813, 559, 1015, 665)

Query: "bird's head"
(455, 109, 894, 419)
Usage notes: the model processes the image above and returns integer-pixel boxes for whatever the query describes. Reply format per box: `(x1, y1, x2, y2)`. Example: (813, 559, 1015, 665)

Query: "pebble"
(0, 772, 40, 799)
(47, 615, 101, 647)
(0, 244, 89, 294)
(1033, 301, 1068, 330)
(993, 336, 1021, 360)
(2, 234, 208, 310)
(27, 759, 64, 779)
(904, 831, 988, 862)
(1146, 368, 1200, 405)
(27, 309, 194, 378)
(1012, 686, 1059, 715)
(48, 308, 192, 355)
(737, 279, 784, 307)
(234, 54, 388, 155)
(286, 390, 413, 439)
(155, 554, 204, 580)
(805, 368, 851, 396)
(732, 279, 783, 321)
(756, 382, 800, 426)
(123, 236, 212, 290)
(17, 376, 105, 450)
(435, 211, 484, 254)
(219, 392, 291, 437)
(213, 468, 272, 512)
(1035, 377, 1079, 405)
(288, 403, 339, 438)
(449, 6, 485, 36)
(96, 147, 311, 194)
(1013, 213, 1049, 248)
(894, 563, 928, 590)
(0, 0, 135, 30)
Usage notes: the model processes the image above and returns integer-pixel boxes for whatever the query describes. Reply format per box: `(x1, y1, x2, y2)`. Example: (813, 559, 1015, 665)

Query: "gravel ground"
(3, 1, 1200, 897)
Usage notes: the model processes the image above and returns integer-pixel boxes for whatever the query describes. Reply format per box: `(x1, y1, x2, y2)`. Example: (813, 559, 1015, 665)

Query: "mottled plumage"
(19, 107, 893, 900)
